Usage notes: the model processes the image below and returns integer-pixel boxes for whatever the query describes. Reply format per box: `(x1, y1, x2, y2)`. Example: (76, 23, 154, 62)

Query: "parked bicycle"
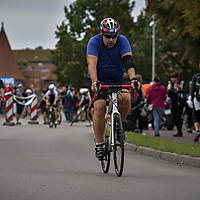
(94, 82, 132, 177)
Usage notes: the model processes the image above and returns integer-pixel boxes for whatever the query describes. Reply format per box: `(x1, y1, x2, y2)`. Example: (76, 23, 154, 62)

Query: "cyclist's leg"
(93, 99, 106, 143)
(118, 89, 131, 121)
(53, 107, 58, 119)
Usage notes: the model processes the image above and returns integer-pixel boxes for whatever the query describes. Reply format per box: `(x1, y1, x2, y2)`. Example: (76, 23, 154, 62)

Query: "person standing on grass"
(146, 75, 166, 136)
(191, 64, 200, 142)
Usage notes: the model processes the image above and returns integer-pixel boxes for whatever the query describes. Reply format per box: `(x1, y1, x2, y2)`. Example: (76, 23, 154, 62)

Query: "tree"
(50, 0, 136, 88)
(146, 0, 200, 67)
(129, 12, 153, 80)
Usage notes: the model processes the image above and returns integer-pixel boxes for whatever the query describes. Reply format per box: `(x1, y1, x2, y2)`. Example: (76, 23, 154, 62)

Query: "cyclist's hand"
(91, 81, 97, 92)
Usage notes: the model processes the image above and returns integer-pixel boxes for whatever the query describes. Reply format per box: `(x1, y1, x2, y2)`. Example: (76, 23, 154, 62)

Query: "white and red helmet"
(100, 18, 120, 34)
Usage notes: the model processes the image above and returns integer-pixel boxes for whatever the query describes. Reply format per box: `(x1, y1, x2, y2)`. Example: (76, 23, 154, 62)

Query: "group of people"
(86, 17, 200, 160)
(38, 84, 92, 127)
(0, 81, 35, 124)
(1, 17, 200, 161)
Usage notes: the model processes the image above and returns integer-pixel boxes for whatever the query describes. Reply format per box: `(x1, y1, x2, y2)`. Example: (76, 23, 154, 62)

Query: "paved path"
(0, 117, 200, 200)
(142, 124, 198, 145)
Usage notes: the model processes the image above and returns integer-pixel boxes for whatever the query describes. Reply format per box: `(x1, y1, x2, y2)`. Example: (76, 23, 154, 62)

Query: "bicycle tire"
(113, 113, 124, 177)
(101, 135, 111, 173)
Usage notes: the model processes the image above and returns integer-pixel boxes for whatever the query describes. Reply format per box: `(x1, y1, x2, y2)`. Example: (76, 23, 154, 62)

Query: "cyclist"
(79, 89, 92, 127)
(87, 18, 137, 159)
(44, 84, 59, 124)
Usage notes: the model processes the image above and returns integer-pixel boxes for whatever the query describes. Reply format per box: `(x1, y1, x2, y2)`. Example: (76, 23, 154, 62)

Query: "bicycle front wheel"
(113, 113, 124, 177)
(101, 135, 110, 173)
(49, 116, 53, 128)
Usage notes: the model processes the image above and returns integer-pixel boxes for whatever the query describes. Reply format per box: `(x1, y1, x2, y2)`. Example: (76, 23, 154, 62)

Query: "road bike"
(47, 105, 57, 128)
(70, 104, 87, 126)
(94, 82, 132, 177)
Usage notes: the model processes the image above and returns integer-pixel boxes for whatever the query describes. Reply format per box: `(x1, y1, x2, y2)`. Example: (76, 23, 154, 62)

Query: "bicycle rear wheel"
(49, 115, 53, 128)
(101, 135, 110, 173)
(113, 113, 124, 177)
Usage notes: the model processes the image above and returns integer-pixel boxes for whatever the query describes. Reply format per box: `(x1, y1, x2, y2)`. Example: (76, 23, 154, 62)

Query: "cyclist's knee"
(94, 100, 106, 116)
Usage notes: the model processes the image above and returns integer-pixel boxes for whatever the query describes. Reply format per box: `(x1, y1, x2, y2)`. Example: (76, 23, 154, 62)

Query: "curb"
(125, 142, 200, 168)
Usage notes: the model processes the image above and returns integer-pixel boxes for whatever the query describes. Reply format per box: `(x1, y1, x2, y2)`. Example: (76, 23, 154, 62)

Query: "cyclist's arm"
(53, 91, 58, 105)
(87, 55, 98, 91)
(44, 91, 50, 105)
(79, 95, 84, 106)
(88, 55, 98, 82)
(122, 52, 136, 81)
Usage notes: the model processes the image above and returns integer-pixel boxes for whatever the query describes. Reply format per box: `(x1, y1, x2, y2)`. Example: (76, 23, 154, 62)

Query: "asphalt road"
(0, 118, 200, 200)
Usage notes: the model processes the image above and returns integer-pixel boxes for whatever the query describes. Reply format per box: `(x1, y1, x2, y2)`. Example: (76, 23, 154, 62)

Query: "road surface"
(0, 118, 199, 200)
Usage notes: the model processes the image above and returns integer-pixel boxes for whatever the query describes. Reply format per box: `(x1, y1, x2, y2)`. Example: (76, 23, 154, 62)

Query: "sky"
(0, 0, 146, 50)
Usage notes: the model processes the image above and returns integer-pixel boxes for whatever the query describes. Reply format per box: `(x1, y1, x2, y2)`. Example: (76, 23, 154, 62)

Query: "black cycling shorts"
(192, 110, 200, 123)
(16, 104, 24, 115)
(88, 78, 126, 102)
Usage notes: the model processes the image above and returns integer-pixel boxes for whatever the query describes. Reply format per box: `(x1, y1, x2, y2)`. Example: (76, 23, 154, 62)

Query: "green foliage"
(51, 0, 199, 87)
(146, 0, 200, 67)
(129, 12, 153, 80)
(50, 0, 136, 88)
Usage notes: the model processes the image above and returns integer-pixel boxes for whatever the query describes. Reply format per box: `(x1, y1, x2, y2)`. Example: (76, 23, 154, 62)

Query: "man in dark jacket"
(167, 72, 187, 137)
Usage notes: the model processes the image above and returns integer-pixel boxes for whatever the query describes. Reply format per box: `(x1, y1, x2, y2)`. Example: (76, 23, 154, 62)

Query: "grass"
(125, 131, 200, 157)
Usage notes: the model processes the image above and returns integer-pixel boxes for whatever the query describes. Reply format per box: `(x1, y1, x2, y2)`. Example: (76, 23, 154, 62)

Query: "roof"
(0, 22, 24, 80)
(13, 49, 52, 62)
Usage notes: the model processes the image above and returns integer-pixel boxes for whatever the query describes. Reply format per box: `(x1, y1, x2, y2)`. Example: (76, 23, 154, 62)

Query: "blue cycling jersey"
(87, 34, 132, 82)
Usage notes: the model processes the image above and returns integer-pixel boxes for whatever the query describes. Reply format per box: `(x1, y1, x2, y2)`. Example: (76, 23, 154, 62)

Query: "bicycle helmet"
(26, 89, 32, 94)
(49, 84, 55, 90)
(100, 18, 120, 34)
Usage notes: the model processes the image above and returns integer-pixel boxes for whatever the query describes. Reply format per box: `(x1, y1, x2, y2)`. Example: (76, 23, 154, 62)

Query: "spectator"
(167, 72, 187, 137)
(142, 77, 151, 97)
(71, 89, 80, 116)
(191, 65, 200, 142)
(67, 84, 73, 96)
(39, 90, 48, 124)
(79, 89, 92, 127)
(24, 89, 33, 117)
(129, 74, 145, 134)
(146, 75, 167, 136)
(0, 79, 5, 98)
(60, 91, 74, 122)
(185, 81, 193, 133)
(15, 83, 25, 125)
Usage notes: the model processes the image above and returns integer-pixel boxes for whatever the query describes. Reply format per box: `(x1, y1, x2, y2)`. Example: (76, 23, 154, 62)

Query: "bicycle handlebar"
(92, 82, 135, 102)
(100, 84, 132, 89)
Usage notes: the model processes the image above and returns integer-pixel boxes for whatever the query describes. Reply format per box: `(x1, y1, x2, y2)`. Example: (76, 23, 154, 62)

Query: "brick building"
(0, 22, 24, 83)
(0, 22, 57, 91)
(13, 49, 57, 90)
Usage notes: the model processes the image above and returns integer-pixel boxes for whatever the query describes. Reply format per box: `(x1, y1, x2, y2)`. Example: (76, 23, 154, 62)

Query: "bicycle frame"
(101, 84, 132, 147)
(109, 92, 119, 147)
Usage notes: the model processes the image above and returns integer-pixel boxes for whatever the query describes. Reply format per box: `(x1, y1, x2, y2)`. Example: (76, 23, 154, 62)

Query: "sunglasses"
(103, 34, 118, 39)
